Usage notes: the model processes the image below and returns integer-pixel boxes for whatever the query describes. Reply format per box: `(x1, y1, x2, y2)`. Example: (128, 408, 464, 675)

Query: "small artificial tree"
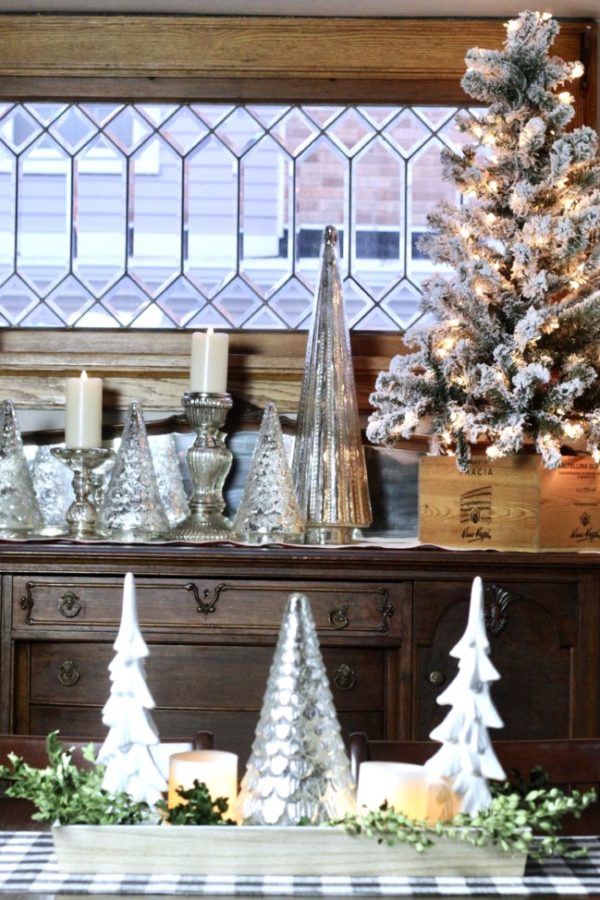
(425, 577, 506, 815)
(96, 572, 166, 808)
(367, 11, 600, 472)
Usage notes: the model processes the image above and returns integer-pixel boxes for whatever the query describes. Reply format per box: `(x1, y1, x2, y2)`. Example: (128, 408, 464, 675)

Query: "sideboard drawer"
(27, 641, 386, 713)
(13, 576, 399, 637)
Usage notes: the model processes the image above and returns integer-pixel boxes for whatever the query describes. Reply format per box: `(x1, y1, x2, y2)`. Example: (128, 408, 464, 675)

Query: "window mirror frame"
(0, 14, 596, 415)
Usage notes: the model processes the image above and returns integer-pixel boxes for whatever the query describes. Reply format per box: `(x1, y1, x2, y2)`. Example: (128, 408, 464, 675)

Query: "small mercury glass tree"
(0, 400, 43, 536)
(97, 572, 166, 808)
(368, 11, 600, 472)
(425, 577, 506, 815)
(233, 402, 305, 544)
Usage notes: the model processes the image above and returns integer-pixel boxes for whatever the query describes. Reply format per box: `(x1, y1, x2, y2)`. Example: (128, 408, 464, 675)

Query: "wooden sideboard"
(0, 543, 598, 764)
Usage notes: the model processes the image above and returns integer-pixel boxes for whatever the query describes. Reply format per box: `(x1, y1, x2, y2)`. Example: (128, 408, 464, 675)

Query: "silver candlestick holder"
(51, 447, 115, 539)
(167, 392, 234, 542)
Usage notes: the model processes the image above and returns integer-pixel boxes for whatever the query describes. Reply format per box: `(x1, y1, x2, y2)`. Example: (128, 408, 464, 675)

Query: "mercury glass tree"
(0, 400, 43, 537)
(236, 592, 355, 825)
(233, 402, 304, 543)
(292, 225, 372, 543)
(98, 401, 168, 540)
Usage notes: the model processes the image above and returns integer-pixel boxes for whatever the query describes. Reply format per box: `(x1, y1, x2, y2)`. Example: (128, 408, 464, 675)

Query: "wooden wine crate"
(52, 823, 526, 877)
(419, 454, 600, 552)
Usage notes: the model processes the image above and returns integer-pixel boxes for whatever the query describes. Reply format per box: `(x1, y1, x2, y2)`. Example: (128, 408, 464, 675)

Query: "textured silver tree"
(236, 592, 355, 825)
(98, 401, 168, 540)
(233, 401, 304, 543)
(0, 399, 43, 536)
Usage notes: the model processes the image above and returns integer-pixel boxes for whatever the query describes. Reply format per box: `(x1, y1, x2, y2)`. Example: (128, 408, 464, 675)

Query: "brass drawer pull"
(58, 659, 80, 687)
(185, 582, 225, 616)
(332, 663, 357, 692)
(58, 591, 82, 619)
(19, 582, 34, 624)
(428, 670, 445, 687)
(329, 604, 350, 630)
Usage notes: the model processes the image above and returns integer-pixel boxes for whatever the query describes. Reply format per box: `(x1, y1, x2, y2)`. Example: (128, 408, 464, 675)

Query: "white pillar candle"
(168, 749, 238, 812)
(356, 762, 429, 821)
(426, 776, 458, 823)
(190, 328, 229, 393)
(65, 370, 103, 449)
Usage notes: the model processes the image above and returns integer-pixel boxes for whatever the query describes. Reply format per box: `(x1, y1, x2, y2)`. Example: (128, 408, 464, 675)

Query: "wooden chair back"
(0, 730, 214, 773)
(0, 731, 215, 830)
(348, 732, 600, 834)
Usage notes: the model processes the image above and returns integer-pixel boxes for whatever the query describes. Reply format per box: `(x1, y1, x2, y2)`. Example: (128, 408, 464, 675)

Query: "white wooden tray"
(52, 824, 527, 877)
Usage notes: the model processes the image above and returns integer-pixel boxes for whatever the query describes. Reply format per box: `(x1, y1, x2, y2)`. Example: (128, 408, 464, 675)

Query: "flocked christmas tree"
(368, 11, 600, 472)
(97, 572, 166, 808)
(425, 577, 506, 815)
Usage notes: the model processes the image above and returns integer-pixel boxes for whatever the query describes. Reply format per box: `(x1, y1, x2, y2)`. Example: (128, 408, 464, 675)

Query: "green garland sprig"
(0, 731, 149, 825)
(156, 780, 235, 825)
(331, 780, 597, 859)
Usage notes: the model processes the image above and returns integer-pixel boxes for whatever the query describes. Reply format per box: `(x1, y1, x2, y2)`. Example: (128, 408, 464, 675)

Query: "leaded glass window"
(0, 101, 472, 332)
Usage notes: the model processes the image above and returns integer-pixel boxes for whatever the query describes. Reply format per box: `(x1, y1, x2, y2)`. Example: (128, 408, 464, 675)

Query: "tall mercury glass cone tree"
(292, 225, 372, 543)
(368, 11, 600, 472)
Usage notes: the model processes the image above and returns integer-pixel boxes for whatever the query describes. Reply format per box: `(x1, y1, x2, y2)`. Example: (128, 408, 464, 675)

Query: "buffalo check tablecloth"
(0, 832, 599, 897)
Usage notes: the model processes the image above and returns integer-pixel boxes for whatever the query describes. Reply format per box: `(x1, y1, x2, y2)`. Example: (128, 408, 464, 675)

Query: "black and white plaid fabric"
(0, 832, 600, 896)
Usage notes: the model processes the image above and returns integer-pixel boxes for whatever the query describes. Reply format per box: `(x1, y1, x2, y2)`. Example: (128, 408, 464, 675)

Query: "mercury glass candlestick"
(51, 447, 114, 539)
(167, 392, 233, 542)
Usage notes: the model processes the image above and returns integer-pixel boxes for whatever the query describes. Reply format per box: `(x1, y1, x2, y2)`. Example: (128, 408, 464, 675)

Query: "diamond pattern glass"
(240, 135, 293, 297)
(271, 108, 318, 157)
(46, 275, 95, 326)
(384, 108, 430, 158)
(18, 135, 71, 295)
(0, 144, 16, 286)
(296, 137, 346, 292)
(128, 136, 182, 298)
(185, 135, 237, 298)
(73, 135, 126, 297)
(352, 138, 403, 299)
(0, 107, 42, 153)
(0, 101, 473, 332)
(49, 106, 97, 154)
(327, 108, 373, 156)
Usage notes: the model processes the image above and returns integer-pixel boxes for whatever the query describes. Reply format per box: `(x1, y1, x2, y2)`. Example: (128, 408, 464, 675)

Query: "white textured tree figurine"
(425, 577, 506, 815)
(368, 11, 600, 472)
(97, 572, 166, 807)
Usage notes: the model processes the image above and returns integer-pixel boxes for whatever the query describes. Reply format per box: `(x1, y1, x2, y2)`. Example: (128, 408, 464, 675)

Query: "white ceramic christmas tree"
(424, 576, 505, 815)
(97, 572, 166, 807)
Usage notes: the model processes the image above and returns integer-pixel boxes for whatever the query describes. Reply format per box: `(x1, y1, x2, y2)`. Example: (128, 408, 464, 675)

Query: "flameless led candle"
(426, 776, 458, 823)
(190, 328, 229, 393)
(356, 762, 429, 821)
(168, 749, 238, 811)
(64, 370, 103, 449)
